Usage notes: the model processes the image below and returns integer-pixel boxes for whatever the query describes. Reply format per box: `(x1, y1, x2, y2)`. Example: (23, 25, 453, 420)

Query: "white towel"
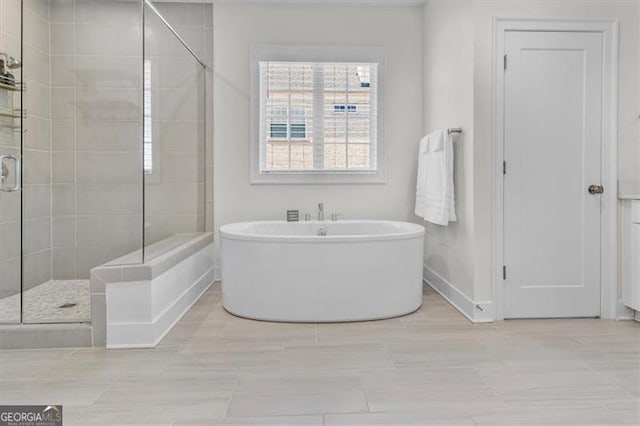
(414, 129, 457, 226)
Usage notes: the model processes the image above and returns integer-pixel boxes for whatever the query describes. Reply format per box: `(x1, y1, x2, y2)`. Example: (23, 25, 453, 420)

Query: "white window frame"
(250, 45, 386, 185)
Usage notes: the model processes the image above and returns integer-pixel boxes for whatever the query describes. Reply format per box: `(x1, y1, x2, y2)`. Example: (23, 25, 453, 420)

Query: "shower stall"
(0, 0, 212, 340)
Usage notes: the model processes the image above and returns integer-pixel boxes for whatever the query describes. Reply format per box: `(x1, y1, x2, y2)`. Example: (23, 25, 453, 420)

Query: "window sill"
(250, 170, 386, 185)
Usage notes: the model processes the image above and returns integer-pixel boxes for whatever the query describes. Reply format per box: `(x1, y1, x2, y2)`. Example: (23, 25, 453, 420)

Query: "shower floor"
(0, 279, 91, 324)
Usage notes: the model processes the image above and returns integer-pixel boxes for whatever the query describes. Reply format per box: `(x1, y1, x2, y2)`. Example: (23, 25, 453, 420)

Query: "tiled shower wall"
(50, 0, 144, 279)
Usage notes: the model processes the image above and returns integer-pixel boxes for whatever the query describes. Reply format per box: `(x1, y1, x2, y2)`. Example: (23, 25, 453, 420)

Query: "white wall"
(422, 0, 640, 307)
(212, 3, 424, 262)
(422, 1, 475, 299)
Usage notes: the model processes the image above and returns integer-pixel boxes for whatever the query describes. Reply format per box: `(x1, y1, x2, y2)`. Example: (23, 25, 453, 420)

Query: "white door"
(503, 31, 603, 318)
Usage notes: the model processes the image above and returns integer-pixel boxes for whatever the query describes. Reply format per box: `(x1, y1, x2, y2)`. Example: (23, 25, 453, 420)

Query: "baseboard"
(616, 299, 636, 320)
(107, 270, 213, 349)
(213, 265, 222, 282)
(106, 322, 154, 349)
(423, 264, 494, 323)
(151, 268, 214, 346)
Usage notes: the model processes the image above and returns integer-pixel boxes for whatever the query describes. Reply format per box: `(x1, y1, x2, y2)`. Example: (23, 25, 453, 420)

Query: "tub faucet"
(317, 203, 325, 221)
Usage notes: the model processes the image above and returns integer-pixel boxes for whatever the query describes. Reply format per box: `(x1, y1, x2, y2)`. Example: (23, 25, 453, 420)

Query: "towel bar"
(448, 128, 462, 134)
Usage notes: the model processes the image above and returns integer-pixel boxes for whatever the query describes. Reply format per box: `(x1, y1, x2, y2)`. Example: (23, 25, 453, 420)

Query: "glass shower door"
(0, 1, 23, 323)
(0, 102, 21, 323)
(1, 0, 146, 326)
(20, 0, 144, 324)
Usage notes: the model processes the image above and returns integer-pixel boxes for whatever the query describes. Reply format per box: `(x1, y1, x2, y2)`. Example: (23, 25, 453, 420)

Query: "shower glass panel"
(0, 0, 23, 323)
(0, 0, 207, 326)
(143, 1, 206, 262)
(19, 0, 144, 324)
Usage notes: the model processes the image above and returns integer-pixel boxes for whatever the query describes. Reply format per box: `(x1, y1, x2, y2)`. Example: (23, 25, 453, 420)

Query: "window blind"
(259, 61, 378, 173)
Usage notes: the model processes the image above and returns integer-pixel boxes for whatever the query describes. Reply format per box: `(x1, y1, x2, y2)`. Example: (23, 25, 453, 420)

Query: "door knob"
(588, 184, 604, 194)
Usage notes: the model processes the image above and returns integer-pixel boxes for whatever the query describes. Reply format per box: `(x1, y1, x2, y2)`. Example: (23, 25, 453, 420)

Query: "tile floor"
(0, 283, 638, 425)
(0, 280, 91, 323)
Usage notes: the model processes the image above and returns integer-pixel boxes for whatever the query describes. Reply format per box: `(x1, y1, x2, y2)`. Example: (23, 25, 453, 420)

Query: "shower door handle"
(0, 154, 21, 192)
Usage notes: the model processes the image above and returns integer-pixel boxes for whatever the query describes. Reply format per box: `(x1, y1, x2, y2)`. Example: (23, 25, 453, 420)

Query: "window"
(269, 107, 307, 139)
(270, 123, 287, 138)
(251, 46, 385, 184)
(333, 105, 358, 114)
(333, 104, 358, 114)
(290, 123, 307, 139)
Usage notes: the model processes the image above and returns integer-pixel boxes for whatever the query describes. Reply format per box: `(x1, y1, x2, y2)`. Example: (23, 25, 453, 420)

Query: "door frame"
(492, 18, 619, 320)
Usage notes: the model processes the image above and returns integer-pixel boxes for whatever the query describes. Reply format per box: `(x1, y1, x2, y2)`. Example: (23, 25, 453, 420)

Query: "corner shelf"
(0, 122, 24, 132)
(0, 108, 25, 119)
(0, 73, 25, 133)
(0, 81, 24, 92)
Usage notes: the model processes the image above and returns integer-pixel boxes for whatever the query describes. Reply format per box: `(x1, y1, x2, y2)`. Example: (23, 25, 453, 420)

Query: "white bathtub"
(219, 220, 425, 322)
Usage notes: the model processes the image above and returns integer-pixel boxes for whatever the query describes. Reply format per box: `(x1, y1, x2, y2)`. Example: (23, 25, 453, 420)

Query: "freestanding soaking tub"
(219, 220, 425, 322)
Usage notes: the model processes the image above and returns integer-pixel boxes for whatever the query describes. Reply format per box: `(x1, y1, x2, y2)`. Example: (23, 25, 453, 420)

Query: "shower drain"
(57, 303, 77, 309)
